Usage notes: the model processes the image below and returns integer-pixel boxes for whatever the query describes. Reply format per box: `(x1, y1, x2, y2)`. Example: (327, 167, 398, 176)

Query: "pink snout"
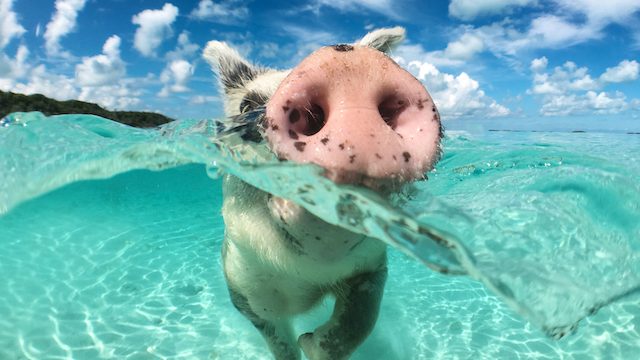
(264, 45, 442, 186)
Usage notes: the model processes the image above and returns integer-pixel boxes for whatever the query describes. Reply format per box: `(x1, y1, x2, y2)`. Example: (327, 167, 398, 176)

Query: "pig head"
(264, 43, 442, 188)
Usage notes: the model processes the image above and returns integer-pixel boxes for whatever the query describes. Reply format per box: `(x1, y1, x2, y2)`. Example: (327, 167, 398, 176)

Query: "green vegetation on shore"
(0, 90, 174, 128)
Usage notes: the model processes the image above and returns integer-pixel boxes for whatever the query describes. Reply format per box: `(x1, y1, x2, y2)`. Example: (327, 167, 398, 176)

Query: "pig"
(203, 27, 442, 360)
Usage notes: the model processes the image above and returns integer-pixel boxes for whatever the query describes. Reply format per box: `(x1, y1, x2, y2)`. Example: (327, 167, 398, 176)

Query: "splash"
(1, 111, 639, 337)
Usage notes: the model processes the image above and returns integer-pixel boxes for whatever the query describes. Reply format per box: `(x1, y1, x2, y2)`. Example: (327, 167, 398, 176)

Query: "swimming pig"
(204, 27, 442, 360)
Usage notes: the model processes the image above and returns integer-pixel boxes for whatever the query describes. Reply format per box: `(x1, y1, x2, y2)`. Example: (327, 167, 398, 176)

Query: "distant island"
(0, 90, 174, 128)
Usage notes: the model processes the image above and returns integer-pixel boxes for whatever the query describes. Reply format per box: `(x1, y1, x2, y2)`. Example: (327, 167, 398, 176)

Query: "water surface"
(1, 112, 638, 358)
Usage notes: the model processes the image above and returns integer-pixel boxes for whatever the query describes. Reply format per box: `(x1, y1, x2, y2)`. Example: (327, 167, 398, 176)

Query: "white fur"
(222, 177, 385, 319)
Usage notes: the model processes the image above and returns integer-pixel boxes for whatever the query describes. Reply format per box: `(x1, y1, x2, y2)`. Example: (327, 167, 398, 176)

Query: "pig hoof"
(298, 332, 347, 360)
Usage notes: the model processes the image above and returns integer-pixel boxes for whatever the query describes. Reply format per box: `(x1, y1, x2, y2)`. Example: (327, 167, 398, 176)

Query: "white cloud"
(78, 83, 142, 109)
(2, 60, 143, 110)
(555, 0, 640, 26)
(0, 0, 26, 49)
(10, 64, 79, 100)
(132, 3, 179, 57)
(600, 60, 639, 83)
(442, 32, 485, 60)
(528, 15, 599, 47)
(529, 57, 639, 116)
(460, 18, 596, 59)
(447, 1, 639, 62)
(166, 31, 200, 61)
(280, 25, 337, 64)
(449, 0, 537, 21)
(393, 52, 509, 119)
(540, 91, 628, 116)
(75, 35, 125, 87)
(530, 56, 548, 72)
(422, 32, 486, 67)
(529, 60, 599, 95)
(44, 0, 87, 57)
(311, 0, 402, 20)
(0, 44, 28, 79)
(190, 95, 220, 104)
(257, 42, 280, 59)
(190, 0, 248, 23)
(159, 59, 194, 97)
(423, 16, 597, 68)
(160, 31, 199, 98)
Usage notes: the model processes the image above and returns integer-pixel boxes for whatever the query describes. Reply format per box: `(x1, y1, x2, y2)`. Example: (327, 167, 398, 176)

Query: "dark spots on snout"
(402, 152, 411, 162)
(375, 153, 382, 159)
(392, 155, 397, 161)
(321, 137, 329, 145)
(264, 116, 279, 131)
(339, 143, 345, 150)
(289, 109, 300, 124)
(288, 129, 299, 140)
(282, 106, 289, 112)
(294, 141, 307, 152)
(333, 44, 354, 52)
(417, 98, 430, 110)
(349, 154, 356, 164)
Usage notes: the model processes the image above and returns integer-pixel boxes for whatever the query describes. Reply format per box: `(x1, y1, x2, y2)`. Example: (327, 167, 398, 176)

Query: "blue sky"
(1, 0, 639, 131)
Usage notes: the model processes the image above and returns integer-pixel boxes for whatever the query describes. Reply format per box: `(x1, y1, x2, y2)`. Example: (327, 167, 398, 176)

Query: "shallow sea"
(0, 113, 639, 359)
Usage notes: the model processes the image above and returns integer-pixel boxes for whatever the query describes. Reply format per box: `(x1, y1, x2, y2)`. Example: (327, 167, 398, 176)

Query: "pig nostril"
(291, 103, 326, 136)
(378, 97, 407, 130)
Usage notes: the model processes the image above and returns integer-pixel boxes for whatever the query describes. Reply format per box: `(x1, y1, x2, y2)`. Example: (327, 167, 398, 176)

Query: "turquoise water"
(1, 112, 639, 359)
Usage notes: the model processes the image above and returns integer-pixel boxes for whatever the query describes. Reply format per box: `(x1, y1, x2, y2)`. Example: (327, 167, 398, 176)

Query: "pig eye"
(240, 91, 268, 114)
(378, 97, 407, 130)
(290, 104, 326, 136)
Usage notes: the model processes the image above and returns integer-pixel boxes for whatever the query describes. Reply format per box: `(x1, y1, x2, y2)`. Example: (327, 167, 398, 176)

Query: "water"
(1, 112, 639, 359)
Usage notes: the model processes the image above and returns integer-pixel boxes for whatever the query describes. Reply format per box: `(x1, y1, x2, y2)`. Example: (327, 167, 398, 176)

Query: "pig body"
(204, 27, 442, 360)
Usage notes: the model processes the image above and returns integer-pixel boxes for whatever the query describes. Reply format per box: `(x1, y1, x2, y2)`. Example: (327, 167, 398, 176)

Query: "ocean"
(0, 112, 638, 359)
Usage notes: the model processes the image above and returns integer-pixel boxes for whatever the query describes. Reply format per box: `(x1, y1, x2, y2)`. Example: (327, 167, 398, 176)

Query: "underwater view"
(1, 113, 639, 359)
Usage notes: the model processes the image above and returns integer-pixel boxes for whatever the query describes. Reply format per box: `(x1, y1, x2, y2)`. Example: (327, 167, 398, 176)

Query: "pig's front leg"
(228, 287, 301, 360)
(298, 265, 388, 360)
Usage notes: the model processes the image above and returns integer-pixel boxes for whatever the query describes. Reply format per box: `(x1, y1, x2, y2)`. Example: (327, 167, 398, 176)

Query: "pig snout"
(264, 45, 442, 187)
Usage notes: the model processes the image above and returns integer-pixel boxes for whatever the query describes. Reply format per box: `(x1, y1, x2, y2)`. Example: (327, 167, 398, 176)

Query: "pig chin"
(321, 167, 427, 195)
(267, 195, 367, 260)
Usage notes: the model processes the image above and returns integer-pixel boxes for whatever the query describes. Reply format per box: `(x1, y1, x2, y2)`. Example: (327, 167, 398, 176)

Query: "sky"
(1, 0, 639, 131)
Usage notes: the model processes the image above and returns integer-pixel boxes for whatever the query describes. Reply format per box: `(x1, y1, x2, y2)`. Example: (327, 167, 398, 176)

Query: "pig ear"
(203, 40, 258, 93)
(356, 27, 406, 54)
